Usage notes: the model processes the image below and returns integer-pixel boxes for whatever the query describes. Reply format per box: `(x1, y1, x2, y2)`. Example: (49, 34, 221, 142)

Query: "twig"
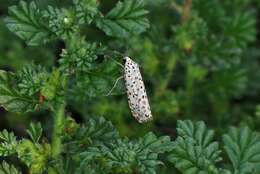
(181, 0, 193, 23)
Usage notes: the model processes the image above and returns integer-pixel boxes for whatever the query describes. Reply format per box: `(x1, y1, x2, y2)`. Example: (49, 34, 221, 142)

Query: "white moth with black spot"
(123, 57, 152, 123)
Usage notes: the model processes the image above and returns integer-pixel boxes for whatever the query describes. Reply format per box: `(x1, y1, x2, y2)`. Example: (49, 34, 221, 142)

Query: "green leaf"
(83, 117, 119, 144)
(168, 120, 222, 174)
(223, 127, 260, 174)
(95, 0, 149, 38)
(0, 130, 18, 157)
(26, 122, 43, 143)
(16, 139, 51, 174)
(42, 6, 79, 39)
(176, 120, 215, 147)
(79, 138, 162, 174)
(73, 0, 99, 24)
(140, 132, 174, 154)
(0, 70, 39, 113)
(224, 12, 256, 48)
(63, 117, 119, 153)
(17, 64, 48, 97)
(4, 1, 53, 46)
(41, 69, 65, 101)
(59, 36, 106, 73)
(74, 128, 172, 174)
(206, 67, 248, 98)
(0, 161, 21, 174)
(0, 130, 17, 143)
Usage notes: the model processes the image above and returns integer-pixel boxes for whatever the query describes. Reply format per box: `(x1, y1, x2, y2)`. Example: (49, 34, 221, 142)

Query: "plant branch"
(51, 101, 65, 158)
(184, 63, 194, 117)
(156, 54, 177, 97)
(181, 0, 193, 23)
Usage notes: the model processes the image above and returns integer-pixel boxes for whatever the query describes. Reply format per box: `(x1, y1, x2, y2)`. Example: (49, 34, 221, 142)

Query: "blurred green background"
(0, 0, 260, 142)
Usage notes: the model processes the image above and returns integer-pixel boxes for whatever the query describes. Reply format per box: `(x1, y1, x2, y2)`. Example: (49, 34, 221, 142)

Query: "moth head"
(123, 56, 131, 64)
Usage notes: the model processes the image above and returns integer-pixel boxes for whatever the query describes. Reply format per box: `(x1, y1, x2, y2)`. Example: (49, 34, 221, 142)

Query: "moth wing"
(135, 64, 152, 123)
(124, 58, 141, 121)
(124, 57, 152, 123)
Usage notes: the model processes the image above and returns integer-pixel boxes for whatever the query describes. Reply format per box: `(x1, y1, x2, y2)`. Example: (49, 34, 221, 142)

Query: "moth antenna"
(124, 38, 130, 55)
(103, 50, 125, 68)
(104, 50, 125, 57)
(105, 76, 124, 96)
(111, 58, 124, 68)
(112, 50, 125, 57)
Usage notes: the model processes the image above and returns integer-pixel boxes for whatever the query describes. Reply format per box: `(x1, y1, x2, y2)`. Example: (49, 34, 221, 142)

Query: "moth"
(123, 57, 152, 123)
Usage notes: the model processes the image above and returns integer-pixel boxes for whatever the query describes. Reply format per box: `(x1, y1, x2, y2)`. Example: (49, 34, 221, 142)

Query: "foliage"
(0, 70, 39, 113)
(0, 161, 21, 174)
(0, 126, 51, 174)
(0, 0, 260, 174)
(223, 127, 260, 173)
(59, 36, 106, 73)
(0, 130, 18, 157)
(4, 1, 54, 46)
(168, 120, 222, 174)
(168, 120, 260, 174)
(95, 0, 150, 38)
(77, 131, 173, 174)
(1, 117, 260, 173)
(26, 122, 43, 143)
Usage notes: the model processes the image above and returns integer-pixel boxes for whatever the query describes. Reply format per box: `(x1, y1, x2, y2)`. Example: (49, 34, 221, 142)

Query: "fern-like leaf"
(0, 130, 18, 157)
(26, 122, 43, 143)
(224, 12, 256, 48)
(168, 120, 222, 174)
(223, 127, 260, 174)
(5, 1, 53, 46)
(0, 161, 21, 174)
(63, 117, 119, 153)
(0, 70, 39, 113)
(176, 120, 216, 148)
(79, 136, 167, 174)
(95, 0, 149, 38)
(73, 0, 99, 24)
(140, 132, 174, 154)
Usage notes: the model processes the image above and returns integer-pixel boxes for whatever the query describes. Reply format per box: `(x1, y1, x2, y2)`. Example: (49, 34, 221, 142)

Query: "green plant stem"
(211, 96, 229, 128)
(184, 63, 194, 117)
(50, 40, 69, 160)
(51, 101, 65, 158)
(156, 54, 177, 97)
(181, 0, 193, 116)
(48, 101, 65, 174)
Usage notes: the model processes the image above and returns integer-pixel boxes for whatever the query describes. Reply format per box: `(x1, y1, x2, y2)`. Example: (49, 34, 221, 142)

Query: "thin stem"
(51, 101, 65, 158)
(181, 0, 193, 116)
(184, 63, 194, 117)
(155, 54, 177, 97)
(181, 0, 193, 23)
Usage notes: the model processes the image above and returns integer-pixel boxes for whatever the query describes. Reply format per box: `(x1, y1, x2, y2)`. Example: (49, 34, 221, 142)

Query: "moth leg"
(105, 76, 124, 96)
